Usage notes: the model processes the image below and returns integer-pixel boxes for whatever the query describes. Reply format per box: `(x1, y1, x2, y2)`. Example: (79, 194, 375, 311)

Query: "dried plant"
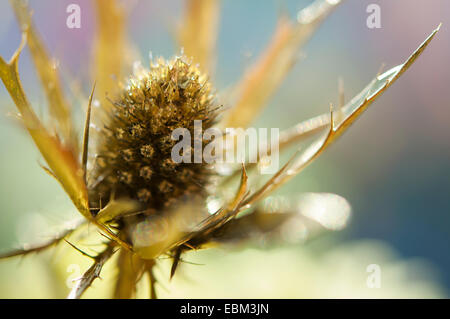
(0, 0, 440, 299)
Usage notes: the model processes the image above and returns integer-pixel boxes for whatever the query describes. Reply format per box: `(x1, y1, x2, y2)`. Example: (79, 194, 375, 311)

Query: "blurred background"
(0, 0, 449, 298)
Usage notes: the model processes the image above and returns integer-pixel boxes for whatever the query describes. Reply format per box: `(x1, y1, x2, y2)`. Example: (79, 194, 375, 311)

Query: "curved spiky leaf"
(0, 35, 90, 218)
(243, 25, 441, 206)
(10, 0, 77, 148)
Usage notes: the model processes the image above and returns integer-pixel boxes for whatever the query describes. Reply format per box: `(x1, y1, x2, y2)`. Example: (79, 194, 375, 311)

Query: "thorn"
(97, 231, 113, 242)
(170, 248, 182, 280)
(82, 82, 96, 185)
(183, 242, 195, 250)
(64, 240, 95, 259)
(39, 163, 58, 180)
(8, 31, 28, 65)
(240, 162, 247, 180)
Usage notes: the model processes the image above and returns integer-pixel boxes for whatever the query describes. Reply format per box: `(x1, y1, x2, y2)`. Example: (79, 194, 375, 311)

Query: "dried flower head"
(0, 0, 440, 299)
(90, 56, 218, 211)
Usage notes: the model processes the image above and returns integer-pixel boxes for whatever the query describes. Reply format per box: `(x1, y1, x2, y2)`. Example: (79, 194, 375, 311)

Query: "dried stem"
(0, 220, 85, 259)
(147, 261, 157, 299)
(67, 242, 117, 299)
(113, 249, 144, 299)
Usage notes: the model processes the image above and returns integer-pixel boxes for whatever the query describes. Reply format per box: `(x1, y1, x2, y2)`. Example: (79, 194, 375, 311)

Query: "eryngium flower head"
(90, 56, 218, 212)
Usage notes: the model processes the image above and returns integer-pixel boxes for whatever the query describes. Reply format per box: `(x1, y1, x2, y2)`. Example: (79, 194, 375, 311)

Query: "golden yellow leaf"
(10, 0, 77, 149)
(92, 0, 126, 115)
(0, 34, 90, 219)
(222, 0, 342, 129)
(178, 0, 220, 73)
(243, 24, 441, 206)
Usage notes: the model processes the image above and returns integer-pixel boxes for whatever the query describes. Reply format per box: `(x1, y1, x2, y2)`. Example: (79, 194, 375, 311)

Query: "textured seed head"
(89, 56, 219, 212)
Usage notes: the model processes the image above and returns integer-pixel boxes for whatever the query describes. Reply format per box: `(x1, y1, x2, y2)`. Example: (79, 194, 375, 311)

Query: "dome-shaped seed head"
(89, 56, 219, 213)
